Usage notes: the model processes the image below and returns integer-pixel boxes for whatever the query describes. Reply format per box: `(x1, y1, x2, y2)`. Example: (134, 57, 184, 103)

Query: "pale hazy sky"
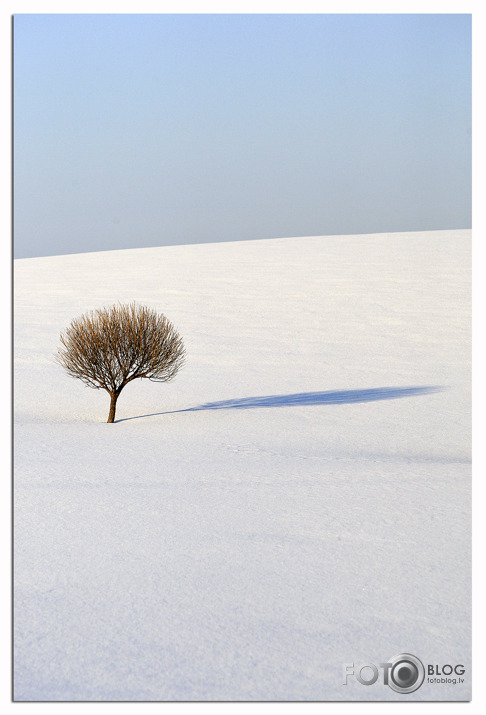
(14, 13, 471, 258)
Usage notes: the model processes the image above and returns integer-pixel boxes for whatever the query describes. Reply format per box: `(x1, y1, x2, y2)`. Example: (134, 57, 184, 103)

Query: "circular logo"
(387, 653, 425, 694)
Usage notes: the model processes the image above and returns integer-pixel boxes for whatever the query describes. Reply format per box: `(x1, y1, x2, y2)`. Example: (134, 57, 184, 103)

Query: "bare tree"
(56, 303, 185, 422)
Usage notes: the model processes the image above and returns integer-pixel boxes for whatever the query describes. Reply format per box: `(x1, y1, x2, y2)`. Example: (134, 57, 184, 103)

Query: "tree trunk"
(107, 391, 118, 423)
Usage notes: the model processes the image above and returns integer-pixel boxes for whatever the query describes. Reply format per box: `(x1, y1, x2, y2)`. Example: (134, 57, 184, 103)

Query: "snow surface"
(14, 231, 471, 701)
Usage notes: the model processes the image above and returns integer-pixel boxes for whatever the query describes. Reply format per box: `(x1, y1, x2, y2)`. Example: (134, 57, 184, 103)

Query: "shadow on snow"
(116, 385, 443, 423)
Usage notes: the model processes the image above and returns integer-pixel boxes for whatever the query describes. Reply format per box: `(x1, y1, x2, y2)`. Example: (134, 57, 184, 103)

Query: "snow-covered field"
(14, 231, 471, 701)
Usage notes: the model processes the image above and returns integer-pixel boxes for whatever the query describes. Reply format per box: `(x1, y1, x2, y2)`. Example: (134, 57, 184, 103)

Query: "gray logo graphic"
(385, 653, 425, 694)
(343, 652, 426, 694)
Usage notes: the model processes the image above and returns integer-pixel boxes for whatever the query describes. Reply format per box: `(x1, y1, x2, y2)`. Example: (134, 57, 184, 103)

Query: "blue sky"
(14, 13, 471, 258)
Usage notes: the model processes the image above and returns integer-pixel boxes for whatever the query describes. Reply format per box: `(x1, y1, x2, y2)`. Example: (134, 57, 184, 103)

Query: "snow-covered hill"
(14, 231, 471, 701)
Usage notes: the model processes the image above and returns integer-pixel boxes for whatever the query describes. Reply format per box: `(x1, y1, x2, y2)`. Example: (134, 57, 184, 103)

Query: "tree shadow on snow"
(116, 385, 443, 422)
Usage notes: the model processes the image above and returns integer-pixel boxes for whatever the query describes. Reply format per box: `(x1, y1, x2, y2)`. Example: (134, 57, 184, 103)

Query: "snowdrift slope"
(14, 231, 471, 700)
